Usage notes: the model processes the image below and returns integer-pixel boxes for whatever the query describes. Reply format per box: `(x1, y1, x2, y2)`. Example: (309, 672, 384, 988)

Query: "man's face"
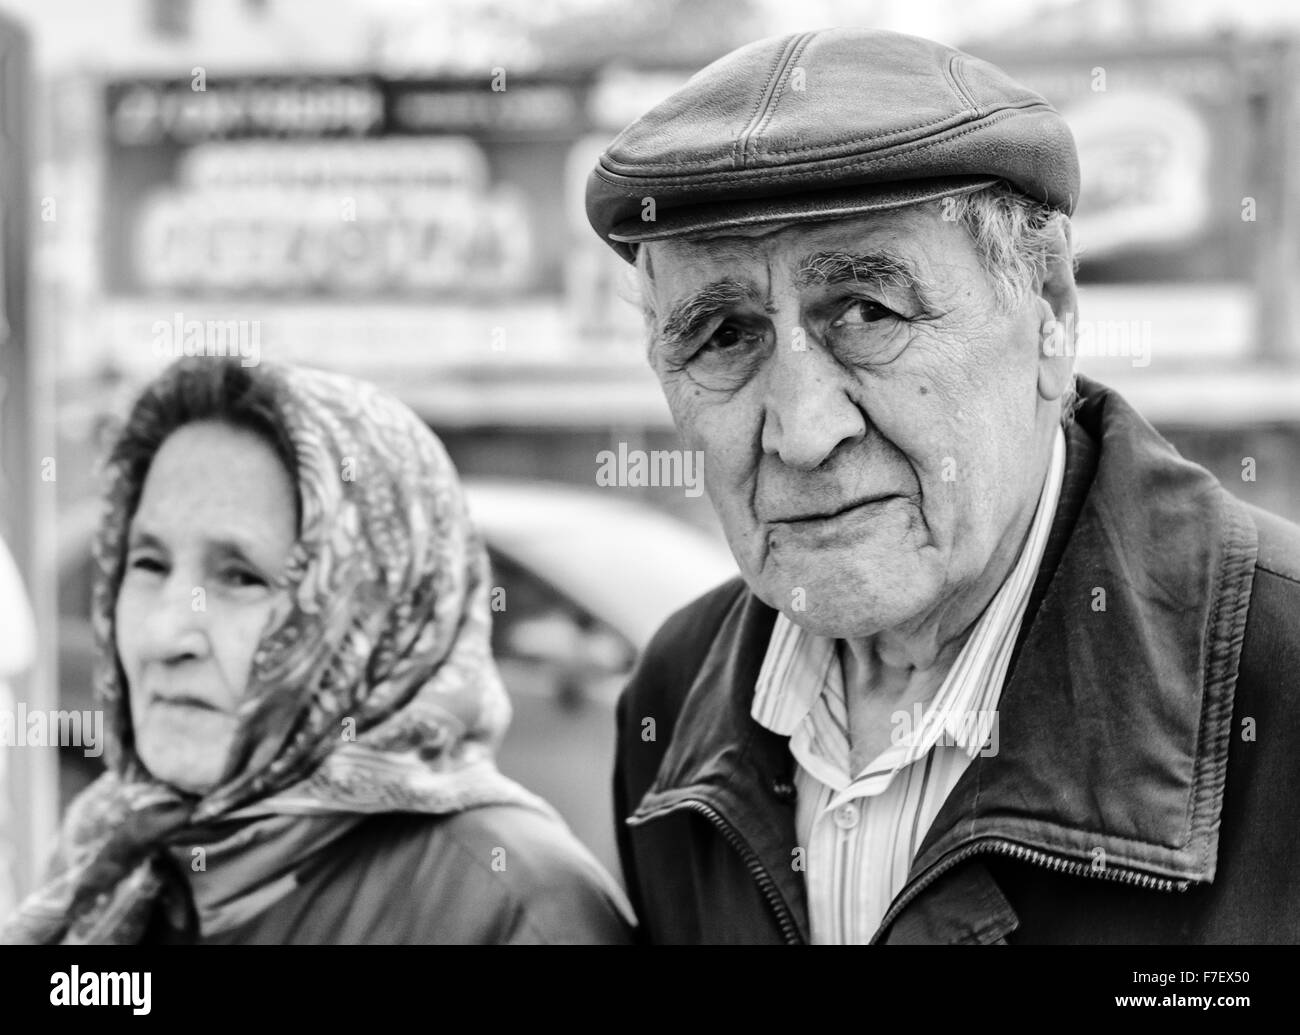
(642, 205, 1053, 639)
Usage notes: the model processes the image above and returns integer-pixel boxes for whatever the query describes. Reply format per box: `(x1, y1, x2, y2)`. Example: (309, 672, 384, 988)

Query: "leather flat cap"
(586, 28, 1079, 262)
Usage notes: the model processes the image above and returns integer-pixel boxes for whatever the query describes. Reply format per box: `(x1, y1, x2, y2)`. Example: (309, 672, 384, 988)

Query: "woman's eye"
(221, 568, 267, 589)
(128, 555, 166, 575)
(832, 299, 897, 327)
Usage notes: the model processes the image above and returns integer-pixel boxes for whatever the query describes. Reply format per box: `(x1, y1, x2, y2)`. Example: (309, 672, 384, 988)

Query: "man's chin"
(750, 573, 932, 641)
(777, 606, 915, 641)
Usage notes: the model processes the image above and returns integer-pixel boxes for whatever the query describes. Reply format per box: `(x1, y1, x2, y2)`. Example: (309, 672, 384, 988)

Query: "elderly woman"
(3, 357, 633, 944)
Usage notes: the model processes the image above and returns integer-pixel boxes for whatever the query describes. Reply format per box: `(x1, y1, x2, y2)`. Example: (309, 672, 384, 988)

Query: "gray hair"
(631, 180, 1080, 427)
(948, 181, 1079, 427)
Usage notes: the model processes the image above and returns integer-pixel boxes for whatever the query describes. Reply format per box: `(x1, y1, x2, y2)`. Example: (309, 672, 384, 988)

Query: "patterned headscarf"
(3, 358, 552, 943)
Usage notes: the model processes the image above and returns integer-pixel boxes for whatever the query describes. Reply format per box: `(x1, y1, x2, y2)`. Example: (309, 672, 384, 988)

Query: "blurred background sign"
(980, 41, 1253, 281)
(125, 137, 536, 297)
(973, 37, 1294, 377)
(85, 68, 684, 403)
(101, 75, 594, 300)
(1066, 89, 1213, 260)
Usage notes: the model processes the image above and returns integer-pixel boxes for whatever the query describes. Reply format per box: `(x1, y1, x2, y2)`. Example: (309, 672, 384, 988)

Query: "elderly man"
(586, 28, 1300, 944)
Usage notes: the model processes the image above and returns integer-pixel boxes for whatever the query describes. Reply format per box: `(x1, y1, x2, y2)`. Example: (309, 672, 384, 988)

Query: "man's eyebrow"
(794, 250, 934, 308)
(658, 279, 765, 353)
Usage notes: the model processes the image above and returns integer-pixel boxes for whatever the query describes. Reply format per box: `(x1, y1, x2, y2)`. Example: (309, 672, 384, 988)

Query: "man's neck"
(839, 639, 957, 774)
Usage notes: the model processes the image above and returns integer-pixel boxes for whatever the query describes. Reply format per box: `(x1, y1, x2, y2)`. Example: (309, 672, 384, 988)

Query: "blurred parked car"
(55, 478, 738, 880)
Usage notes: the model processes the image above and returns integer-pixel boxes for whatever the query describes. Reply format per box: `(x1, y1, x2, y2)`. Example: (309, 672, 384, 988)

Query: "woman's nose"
(137, 574, 210, 663)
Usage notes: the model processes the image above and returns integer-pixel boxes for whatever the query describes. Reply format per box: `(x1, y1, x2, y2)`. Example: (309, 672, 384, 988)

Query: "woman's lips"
(150, 693, 221, 712)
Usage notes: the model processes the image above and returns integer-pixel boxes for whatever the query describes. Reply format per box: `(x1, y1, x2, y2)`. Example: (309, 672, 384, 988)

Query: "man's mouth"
(766, 493, 902, 524)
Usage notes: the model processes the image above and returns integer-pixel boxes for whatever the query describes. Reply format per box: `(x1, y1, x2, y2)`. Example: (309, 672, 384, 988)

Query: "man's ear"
(1036, 220, 1077, 404)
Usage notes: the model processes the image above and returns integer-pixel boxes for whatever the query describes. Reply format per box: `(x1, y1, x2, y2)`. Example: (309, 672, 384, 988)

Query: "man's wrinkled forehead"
(645, 205, 941, 285)
(642, 206, 959, 347)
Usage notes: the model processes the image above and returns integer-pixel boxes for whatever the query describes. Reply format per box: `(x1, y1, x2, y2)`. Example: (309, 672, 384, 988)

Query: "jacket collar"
(915, 377, 1258, 884)
(632, 376, 1258, 935)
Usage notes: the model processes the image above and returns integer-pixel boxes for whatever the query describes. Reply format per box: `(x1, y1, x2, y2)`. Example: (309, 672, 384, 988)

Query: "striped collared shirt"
(751, 426, 1066, 943)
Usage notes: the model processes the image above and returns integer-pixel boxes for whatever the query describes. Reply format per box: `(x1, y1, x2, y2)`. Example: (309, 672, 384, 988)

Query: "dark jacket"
(613, 376, 1300, 944)
(148, 805, 635, 944)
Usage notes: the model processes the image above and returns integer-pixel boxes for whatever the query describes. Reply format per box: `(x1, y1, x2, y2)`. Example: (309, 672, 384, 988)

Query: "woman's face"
(116, 420, 297, 795)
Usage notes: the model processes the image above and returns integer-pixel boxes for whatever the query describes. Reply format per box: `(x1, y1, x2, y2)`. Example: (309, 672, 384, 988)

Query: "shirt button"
(770, 778, 796, 802)
(833, 802, 861, 830)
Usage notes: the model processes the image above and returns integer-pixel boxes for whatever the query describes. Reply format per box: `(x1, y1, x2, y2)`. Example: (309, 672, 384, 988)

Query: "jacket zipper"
(638, 800, 1192, 945)
(629, 798, 803, 944)
(635, 798, 1193, 944)
(870, 836, 1192, 944)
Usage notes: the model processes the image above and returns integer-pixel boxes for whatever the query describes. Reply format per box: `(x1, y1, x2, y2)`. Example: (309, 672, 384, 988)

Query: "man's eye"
(832, 299, 897, 327)
(672, 319, 770, 392)
(701, 323, 749, 352)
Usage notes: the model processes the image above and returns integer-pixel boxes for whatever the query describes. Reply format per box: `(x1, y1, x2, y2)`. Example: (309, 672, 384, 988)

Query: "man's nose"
(760, 332, 867, 470)
(138, 574, 210, 664)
